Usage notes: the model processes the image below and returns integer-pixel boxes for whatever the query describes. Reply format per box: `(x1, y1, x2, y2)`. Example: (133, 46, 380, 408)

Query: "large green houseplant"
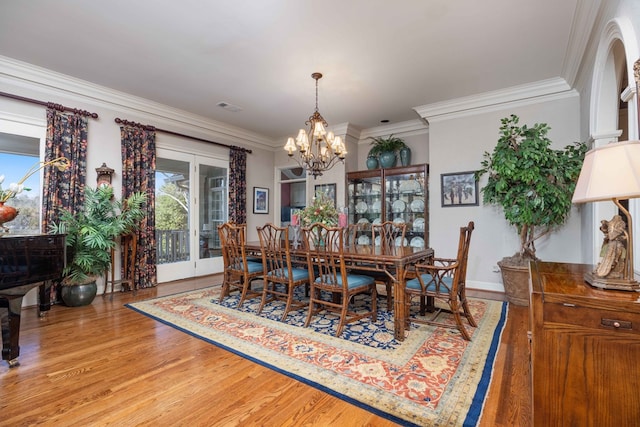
(476, 114, 587, 305)
(49, 186, 147, 306)
(368, 135, 408, 168)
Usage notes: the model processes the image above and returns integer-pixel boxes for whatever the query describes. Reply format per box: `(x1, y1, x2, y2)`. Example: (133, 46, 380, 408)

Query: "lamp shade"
(572, 140, 640, 203)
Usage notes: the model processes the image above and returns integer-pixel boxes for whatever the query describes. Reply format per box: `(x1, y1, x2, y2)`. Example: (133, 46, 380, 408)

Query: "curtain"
(228, 147, 247, 223)
(120, 125, 157, 288)
(42, 108, 88, 232)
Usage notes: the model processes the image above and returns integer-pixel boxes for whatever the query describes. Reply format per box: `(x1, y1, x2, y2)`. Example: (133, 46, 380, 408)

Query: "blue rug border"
(126, 297, 508, 427)
(463, 301, 509, 427)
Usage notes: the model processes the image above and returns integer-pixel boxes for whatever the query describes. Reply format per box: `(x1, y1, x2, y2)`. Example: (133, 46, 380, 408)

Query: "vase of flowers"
(299, 194, 339, 227)
(0, 157, 70, 232)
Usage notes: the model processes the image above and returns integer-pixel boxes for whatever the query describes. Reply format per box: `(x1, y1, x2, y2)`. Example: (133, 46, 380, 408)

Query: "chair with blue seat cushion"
(405, 221, 476, 340)
(217, 222, 263, 308)
(302, 222, 377, 337)
(371, 220, 407, 308)
(256, 223, 310, 321)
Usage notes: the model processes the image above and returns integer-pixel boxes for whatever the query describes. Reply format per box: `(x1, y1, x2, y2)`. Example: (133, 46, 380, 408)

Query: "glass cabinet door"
(383, 164, 428, 248)
(347, 170, 382, 245)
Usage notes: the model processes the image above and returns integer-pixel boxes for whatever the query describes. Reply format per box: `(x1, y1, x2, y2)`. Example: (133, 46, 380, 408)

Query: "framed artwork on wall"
(314, 183, 336, 206)
(441, 171, 479, 207)
(253, 187, 269, 214)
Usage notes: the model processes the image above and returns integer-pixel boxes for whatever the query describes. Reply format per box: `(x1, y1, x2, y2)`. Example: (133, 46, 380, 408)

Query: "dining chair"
(302, 223, 377, 336)
(217, 222, 263, 308)
(370, 221, 407, 308)
(256, 223, 310, 321)
(405, 221, 476, 340)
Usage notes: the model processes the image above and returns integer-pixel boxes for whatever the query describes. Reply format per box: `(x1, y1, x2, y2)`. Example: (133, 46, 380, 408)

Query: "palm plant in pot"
(368, 135, 408, 168)
(49, 186, 147, 306)
(476, 114, 587, 305)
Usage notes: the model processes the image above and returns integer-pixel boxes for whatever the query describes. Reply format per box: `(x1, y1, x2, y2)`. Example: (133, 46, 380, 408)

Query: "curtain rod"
(114, 117, 252, 154)
(0, 91, 98, 118)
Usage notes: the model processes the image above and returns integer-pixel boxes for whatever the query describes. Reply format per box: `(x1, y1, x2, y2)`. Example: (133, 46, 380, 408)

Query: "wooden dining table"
(245, 240, 433, 341)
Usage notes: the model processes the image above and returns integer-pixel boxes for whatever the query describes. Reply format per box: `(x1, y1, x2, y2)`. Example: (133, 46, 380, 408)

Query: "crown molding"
(359, 119, 428, 140)
(413, 78, 577, 124)
(0, 55, 275, 150)
(561, 0, 602, 86)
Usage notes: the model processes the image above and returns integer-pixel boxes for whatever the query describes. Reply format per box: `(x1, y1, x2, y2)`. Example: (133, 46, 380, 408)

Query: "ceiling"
(0, 1, 596, 147)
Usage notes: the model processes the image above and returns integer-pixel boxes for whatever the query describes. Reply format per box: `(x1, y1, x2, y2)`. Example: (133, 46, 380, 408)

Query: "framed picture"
(314, 183, 337, 206)
(441, 171, 479, 207)
(253, 187, 269, 214)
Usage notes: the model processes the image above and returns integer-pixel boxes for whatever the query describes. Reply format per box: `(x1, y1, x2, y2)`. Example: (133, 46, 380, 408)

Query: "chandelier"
(284, 72, 347, 178)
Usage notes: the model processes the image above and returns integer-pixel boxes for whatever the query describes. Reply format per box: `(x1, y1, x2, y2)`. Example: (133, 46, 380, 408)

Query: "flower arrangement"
(0, 157, 70, 202)
(297, 194, 338, 227)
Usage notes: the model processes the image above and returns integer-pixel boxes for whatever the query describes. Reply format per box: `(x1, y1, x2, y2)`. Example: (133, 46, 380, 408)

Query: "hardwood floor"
(1, 277, 531, 426)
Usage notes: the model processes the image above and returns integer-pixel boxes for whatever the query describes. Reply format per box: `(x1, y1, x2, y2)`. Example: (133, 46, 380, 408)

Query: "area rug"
(127, 287, 507, 426)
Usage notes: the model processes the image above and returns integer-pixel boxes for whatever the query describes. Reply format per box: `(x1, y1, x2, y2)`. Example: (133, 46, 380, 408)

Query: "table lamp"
(572, 140, 640, 290)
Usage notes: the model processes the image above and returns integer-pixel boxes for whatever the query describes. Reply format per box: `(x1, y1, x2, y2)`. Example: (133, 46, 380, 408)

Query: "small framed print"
(441, 171, 479, 207)
(314, 183, 337, 206)
(253, 187, 269, 214)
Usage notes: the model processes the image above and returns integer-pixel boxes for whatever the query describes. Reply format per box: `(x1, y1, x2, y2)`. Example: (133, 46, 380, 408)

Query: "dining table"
(245, 240, 433, 341)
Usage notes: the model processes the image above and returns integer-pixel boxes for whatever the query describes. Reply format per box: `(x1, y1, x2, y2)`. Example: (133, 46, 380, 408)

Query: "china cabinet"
(347, 164, 428, 248)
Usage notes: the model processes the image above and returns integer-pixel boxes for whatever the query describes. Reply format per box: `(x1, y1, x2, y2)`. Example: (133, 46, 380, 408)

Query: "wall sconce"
(95, 163, 114, 189)
(572, 140, 640, 290)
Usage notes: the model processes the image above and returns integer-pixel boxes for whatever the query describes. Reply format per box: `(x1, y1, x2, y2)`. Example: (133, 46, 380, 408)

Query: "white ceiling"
(0, 1, 596, 146)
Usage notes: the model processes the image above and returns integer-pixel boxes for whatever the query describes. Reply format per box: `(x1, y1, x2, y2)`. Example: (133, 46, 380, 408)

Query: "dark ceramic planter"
(399, 146, 411, 166)
(366, 157, 379, 170)
(61, 281, 98, 307)
(378, 151, 397, 168)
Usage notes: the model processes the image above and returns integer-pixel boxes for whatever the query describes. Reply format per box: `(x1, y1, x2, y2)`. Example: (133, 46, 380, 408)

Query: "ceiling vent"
(216, 102, 243, 112)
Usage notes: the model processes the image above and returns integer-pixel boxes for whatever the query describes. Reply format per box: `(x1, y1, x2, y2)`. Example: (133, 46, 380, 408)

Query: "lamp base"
(584, 271, 640, 291)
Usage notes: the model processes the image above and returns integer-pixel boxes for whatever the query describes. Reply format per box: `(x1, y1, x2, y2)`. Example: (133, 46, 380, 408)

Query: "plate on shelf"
(371, 200, 382, 213)
(399, 179, 421, 193)
(357, 235, 370, 245)
(355, 201, 368, 214)
(393, 217, 405, 225)
(410, 198, 425, 213)
(357, 217, 370, 225)
(374, 235, 381, 246)
(395, 236, 408, 247)
(413, 218, 425, 231)
(372, 217, 382, 225)
(410, 237, 425, 248)
(392, 199, 406, 213)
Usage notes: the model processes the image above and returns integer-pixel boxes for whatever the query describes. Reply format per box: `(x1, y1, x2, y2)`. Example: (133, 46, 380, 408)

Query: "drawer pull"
(601, 318, 632, 330)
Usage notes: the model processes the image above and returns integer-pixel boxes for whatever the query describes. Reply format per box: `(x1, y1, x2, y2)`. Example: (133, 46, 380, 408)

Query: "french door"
(155, 148, 228, 282)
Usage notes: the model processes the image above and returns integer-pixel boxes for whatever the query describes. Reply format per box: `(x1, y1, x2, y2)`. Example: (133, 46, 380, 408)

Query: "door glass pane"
(0, 151, 40, 234)
(155, 157, 190, 265)
(279, 167, 306, 226)
(199, 163, 227, 259)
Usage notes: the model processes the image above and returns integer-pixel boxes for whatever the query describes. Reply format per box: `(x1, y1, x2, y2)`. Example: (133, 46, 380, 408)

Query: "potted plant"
(476, 114, 587, 305)
(49, 186, 147, 306)
(368, 135, 409, 168)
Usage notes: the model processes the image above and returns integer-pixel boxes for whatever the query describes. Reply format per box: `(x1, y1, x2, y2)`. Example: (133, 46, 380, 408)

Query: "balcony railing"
(156, 230, 190, 264)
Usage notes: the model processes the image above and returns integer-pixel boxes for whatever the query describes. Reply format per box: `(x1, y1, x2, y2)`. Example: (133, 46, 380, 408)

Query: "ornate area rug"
(127, 286, 507, 426)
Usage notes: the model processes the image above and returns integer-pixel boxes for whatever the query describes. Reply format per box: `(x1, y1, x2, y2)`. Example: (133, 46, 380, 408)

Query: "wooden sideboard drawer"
(544, 302, 640, 336)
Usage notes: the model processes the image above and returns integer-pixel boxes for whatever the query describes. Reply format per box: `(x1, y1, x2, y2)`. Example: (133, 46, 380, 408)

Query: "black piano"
(0, 234, 65, 367)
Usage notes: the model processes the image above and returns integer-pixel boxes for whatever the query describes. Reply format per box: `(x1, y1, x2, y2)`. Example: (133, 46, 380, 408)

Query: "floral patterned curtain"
(229, 147, 247, 223)
(120, 125, 157, 288)
(42, 108, 88, 232)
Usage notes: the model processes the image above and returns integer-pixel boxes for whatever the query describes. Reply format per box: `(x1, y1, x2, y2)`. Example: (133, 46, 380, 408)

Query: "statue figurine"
(594, 215, 627, 279)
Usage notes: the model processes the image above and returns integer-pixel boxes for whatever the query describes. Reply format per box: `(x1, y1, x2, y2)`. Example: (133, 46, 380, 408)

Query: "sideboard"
(529, 261, 640, 426)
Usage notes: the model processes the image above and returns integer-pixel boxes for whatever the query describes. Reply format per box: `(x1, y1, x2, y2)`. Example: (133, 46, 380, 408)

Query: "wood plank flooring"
(1, 277, 531, 426)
